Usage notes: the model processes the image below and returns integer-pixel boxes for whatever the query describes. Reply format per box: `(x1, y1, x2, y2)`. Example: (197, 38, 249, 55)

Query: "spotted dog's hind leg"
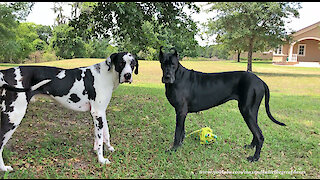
(0, 90, 28, 171)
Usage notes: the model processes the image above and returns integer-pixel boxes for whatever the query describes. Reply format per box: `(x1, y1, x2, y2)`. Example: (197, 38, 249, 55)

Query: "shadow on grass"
(230, 61, 273, 65)
(254, 71, 320, 78)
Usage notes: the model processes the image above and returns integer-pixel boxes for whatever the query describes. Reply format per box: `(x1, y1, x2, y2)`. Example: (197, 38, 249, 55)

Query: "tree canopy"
(206, 2, 301, 71)
(0, 2, 304, 64)
(69, 2, 200, 57)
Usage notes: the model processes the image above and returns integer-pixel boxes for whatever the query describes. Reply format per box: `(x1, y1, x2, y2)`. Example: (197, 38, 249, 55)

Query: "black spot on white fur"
(97, 117, 103, 129)
(83, 69, 96, 101)
(69, 93, 80, 103)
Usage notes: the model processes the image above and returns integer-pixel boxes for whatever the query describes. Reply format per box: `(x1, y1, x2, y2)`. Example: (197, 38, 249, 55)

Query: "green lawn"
(0, 59, 319, 178)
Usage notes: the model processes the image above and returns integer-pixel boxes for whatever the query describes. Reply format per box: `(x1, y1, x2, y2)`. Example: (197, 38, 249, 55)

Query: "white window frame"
(297, 44, 306, 56)
(274, 45, 283, 55)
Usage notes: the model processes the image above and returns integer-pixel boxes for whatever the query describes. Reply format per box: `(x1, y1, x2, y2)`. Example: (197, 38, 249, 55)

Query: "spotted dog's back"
(0, 65, 107, 112)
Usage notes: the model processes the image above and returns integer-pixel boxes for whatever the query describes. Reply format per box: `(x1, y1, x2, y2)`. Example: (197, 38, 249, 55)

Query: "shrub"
(42, 50, 58, 61)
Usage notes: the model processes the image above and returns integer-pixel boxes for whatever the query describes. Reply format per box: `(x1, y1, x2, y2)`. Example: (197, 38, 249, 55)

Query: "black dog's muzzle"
(162, 75, 175, 84)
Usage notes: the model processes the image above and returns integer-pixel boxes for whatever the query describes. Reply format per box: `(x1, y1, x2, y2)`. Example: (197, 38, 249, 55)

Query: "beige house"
(273, 21, 320, 65)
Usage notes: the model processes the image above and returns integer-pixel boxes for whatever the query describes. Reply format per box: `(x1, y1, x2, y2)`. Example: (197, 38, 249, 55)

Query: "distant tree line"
(0, 2, 301, 69)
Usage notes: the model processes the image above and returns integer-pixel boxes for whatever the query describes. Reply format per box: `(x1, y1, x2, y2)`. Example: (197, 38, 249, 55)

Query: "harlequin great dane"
(0, 52, 138, 171)
(159, 47, 286, 162)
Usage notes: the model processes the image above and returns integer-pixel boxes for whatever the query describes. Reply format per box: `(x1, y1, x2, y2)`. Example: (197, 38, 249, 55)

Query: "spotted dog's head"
(159, 46, 179, 84)
(108, 52, 139, 83)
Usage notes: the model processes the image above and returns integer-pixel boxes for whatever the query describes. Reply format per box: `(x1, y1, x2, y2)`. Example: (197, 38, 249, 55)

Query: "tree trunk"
(237, 50, 241, 62)
(247, 37, 254, 72)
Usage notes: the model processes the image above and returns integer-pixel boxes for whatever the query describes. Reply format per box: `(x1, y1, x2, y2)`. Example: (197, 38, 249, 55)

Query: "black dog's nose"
(124, 73, 131, 80)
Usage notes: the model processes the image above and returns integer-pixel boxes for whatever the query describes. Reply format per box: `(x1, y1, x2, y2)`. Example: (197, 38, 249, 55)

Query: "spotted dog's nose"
(124, 73, 131, 81)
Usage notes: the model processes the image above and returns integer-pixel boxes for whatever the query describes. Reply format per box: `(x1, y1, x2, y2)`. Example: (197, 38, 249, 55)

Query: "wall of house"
(272, 44, 290, 62)
(293, 39, 320, 62)
(282, 44, 290, 55)
(293, 27, 320, 41)
(272, 56, 287, 62)
(273, 25, 320, 63)
(231, 51, 273, 61)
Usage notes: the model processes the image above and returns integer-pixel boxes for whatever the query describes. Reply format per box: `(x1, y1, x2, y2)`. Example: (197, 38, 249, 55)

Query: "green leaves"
(69, 2, 199, 58)
(206, 2, 301, 71)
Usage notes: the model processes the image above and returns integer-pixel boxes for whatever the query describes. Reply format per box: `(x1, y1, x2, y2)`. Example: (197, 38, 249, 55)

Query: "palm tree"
(52, 2, 67, 26)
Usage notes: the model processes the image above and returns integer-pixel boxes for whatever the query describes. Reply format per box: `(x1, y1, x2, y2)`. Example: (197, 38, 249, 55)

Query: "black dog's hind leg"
(244, 136, 258, 149)
(239, 106, 264, 162)
(238, 88, 265, 162)
(171, 104, 188, 151)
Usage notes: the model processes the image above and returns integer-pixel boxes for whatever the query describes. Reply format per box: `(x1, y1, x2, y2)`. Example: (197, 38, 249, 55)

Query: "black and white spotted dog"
(0, 52, 138, 171)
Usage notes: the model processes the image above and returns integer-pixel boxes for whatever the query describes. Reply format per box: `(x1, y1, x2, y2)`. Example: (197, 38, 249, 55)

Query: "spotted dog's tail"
(30, 79, 51, 91)
(0, 72, 51, 92)
(263, 81, 286, 126)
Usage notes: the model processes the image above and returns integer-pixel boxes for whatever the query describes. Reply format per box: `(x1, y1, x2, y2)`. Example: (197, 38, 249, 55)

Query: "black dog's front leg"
(171, 105, 188, 151)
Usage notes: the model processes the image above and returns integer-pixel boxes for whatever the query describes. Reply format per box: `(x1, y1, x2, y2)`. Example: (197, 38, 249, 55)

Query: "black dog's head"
(107, 52, 139, 83)
(159, 46, 179, 84)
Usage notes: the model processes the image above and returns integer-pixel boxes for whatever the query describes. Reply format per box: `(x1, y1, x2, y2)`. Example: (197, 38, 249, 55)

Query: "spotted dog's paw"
(99, 158, 111, 164)
(0, 165, 13, 172)
(108, 146, 115, 152)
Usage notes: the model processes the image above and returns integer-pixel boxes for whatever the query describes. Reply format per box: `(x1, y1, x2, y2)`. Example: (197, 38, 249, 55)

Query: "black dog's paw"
(165, 149, 175, 155)
(165, 146, 179, 154)
(244, 144, 255, 149)
(247, 156, 259, 162)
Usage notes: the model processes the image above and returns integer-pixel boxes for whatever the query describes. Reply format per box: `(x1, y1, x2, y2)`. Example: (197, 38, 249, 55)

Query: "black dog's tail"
(263, 81, 286, 126)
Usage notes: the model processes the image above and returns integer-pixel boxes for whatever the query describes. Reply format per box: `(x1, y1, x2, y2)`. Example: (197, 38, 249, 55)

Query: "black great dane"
(159, 47, 286, 162)
(0, 52, 138, 171)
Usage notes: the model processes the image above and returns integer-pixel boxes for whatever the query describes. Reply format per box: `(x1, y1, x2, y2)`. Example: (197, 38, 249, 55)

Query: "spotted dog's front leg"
(91, 110, 110, 164)
(93, 118, 114, 152)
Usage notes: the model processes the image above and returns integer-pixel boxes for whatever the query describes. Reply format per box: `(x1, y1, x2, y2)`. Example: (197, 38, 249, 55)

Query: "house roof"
(292, 21, 320, 37)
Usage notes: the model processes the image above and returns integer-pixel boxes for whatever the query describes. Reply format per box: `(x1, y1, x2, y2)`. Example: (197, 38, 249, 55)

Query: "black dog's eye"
(164, 61, 171, 66)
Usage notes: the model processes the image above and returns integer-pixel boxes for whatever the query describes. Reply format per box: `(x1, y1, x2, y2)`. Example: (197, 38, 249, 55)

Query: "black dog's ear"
(159, 46, 164, 63)
(106, 53, 118, 71)
(170, 47, 178, 56)
(170, 47, 180, 61)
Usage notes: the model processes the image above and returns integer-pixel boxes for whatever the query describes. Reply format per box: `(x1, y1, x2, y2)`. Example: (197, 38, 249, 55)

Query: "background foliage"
(0, 2, 302, 65)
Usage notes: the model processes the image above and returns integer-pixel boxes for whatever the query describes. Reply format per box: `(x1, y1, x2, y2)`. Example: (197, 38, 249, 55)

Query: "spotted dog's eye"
(120, 61, 126, 67)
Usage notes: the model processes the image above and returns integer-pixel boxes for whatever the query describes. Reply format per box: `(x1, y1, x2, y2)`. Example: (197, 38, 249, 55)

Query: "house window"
(274, 45, 283, 55)
(298, 44, 306, 56)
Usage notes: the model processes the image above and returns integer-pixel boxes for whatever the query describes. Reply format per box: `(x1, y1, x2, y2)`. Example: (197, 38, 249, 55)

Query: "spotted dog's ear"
(106, 53, 118, 71)
(106, 57, 111, 71)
